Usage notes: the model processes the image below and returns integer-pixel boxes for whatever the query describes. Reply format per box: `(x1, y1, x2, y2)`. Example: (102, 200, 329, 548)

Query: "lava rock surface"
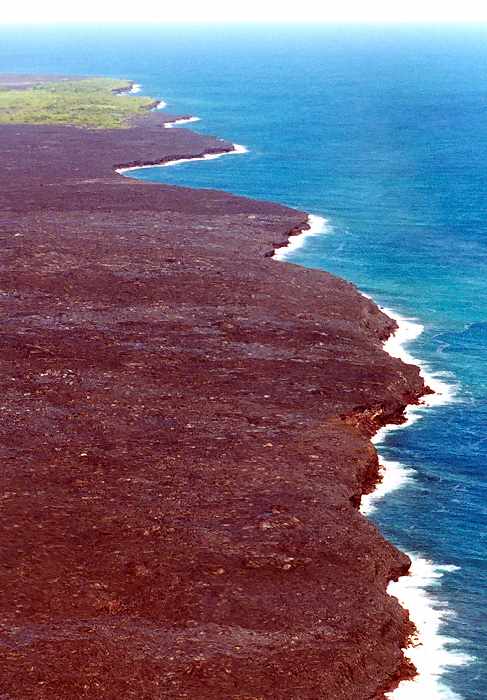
(0, 89, 425, 699)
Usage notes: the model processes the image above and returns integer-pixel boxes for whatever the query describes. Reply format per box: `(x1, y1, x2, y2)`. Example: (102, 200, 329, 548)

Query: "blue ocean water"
(1, 23, 486, 698)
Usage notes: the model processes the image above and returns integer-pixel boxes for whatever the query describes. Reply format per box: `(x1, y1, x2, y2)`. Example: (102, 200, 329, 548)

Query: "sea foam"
(273, 214, 330, 260)
(164, 116, 201, 129)
(358, 307, 471, 699)
(388, 556, 471, 700)
(360, 458, 415, 516)
(115, 143, 248, 175)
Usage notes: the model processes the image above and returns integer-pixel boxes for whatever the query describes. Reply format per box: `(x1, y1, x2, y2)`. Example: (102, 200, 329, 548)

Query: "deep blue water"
(1, 23, 486, 698)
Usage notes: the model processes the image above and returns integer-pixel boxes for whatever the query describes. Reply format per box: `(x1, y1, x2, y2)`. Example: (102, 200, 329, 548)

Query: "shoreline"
(273, 213, 331, 258)
(124, 84, 192, 123)
(164, 116, 202, 129)
(368, 309, 470, 699)
(274, 222, 467, 697)
(115, 142, 248, 174)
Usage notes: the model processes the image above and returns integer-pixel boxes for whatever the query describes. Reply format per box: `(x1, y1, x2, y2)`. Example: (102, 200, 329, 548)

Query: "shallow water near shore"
(2, 22, 487, 698)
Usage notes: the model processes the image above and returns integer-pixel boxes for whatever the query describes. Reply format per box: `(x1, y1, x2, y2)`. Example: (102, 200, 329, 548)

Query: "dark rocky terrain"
(0, 79, 426, 698)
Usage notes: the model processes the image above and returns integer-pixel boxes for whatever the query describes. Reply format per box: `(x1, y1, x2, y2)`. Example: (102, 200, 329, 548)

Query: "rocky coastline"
(0, 81, 427, 698)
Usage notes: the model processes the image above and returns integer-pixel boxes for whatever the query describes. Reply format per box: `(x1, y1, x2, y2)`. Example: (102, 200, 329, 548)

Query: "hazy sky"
(2, 0, 487, 23)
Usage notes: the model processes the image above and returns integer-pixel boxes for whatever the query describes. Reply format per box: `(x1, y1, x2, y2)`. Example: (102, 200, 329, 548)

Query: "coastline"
(164, 116, 201, 129)
(275, 225, 468, 697)
(0, 75, 436, 699)
(115, 142, 248, 174)
(273, 213, 331, 258)
(368, 309, 470, 699)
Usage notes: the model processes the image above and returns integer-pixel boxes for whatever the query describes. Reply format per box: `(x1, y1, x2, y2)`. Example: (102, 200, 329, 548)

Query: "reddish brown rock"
(0, 96, 424, 698)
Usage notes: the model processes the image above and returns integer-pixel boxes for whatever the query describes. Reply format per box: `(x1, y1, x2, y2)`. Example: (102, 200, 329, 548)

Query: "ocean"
(1, 23, 486, 698)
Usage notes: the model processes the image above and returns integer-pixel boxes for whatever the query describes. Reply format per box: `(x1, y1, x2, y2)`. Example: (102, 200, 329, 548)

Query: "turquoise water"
(2, 23, 486, 698)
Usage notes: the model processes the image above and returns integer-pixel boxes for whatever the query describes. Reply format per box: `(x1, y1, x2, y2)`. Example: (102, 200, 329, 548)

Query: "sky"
(2, 0, 487, 23)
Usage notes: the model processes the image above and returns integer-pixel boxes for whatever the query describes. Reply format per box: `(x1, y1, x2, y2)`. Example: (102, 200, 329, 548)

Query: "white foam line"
(355, 304, 469, 698)
(164, 116, 201, 129)
(117, 83, 143, 97)
(115, 143, 248, 175)
(388, 556, 472, 700)
(380, 307, 457, 410)
(273, 214, 330, 259)
(360, 458, 415, 516)
(155, 100, 168, 110)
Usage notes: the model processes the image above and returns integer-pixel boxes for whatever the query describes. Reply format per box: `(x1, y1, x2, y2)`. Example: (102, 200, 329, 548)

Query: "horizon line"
(3, 19, 487, 26)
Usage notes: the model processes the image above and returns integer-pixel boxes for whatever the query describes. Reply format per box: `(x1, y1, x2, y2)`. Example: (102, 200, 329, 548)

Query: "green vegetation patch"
(0, 78, 156, 129)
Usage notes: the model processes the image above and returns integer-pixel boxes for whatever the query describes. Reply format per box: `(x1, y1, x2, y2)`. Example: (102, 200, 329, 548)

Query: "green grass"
(0, 78, 156, 129)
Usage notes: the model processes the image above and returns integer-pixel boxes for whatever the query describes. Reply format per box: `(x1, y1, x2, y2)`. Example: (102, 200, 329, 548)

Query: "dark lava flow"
(0, 82, 426, 699)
